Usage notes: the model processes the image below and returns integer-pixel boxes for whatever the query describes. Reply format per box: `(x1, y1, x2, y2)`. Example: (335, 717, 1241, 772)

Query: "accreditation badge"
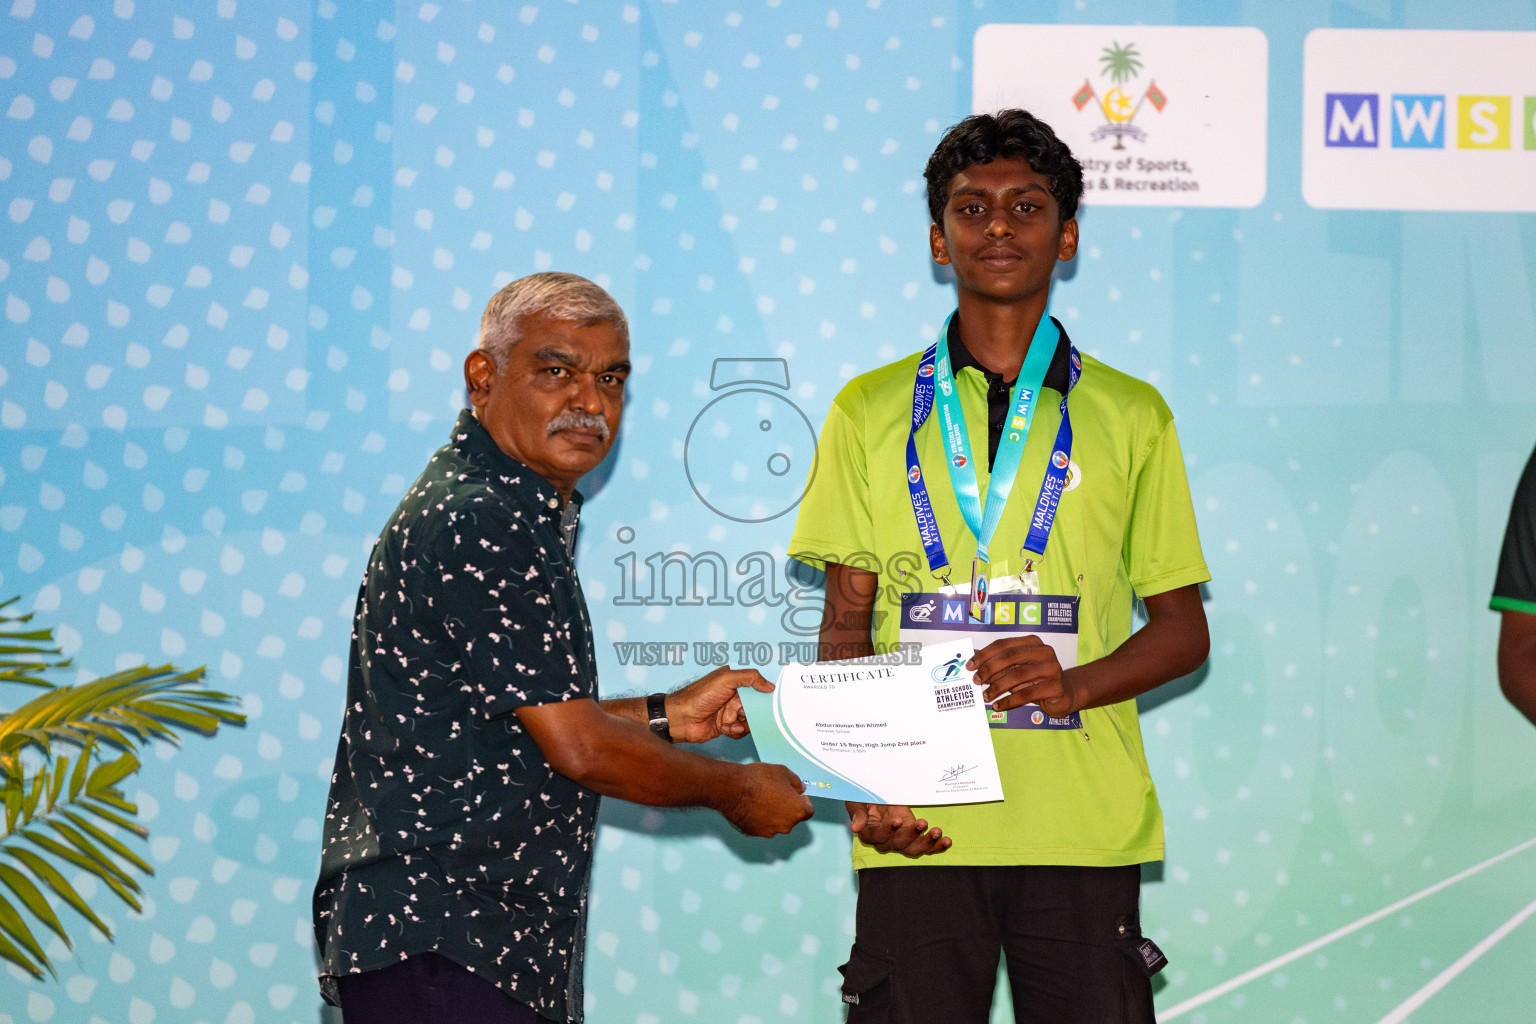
(899, 584, 1082, 730)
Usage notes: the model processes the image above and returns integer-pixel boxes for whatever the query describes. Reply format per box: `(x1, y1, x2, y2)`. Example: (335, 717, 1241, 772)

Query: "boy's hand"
(845, 802, 952, 857)
(967, 636, 1080, 719)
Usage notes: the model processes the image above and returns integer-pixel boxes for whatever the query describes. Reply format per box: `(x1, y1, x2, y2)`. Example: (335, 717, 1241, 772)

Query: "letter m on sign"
(942, 601, 965, 623)
(1326, 93, 1379, 147)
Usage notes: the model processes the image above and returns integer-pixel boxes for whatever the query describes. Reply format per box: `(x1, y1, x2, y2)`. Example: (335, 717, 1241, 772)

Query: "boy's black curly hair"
(923, 109, 1085, 225)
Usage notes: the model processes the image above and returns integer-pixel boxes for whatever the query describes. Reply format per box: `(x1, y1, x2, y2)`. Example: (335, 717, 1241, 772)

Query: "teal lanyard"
(932, 312, 1060, 565)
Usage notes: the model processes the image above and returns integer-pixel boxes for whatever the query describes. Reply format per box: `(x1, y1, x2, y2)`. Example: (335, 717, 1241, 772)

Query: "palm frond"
(0, 597, 70, 689)
(0, 596, 240, 978)
(0, 663, 243, 757)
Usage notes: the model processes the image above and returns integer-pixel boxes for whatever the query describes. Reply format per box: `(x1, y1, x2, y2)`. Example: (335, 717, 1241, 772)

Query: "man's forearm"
(600, 695, 646, 724)
(515, 698, 811, 836)
(600, 664, 768, 743)
(521, 700, 746, 808)
(558, 708, 738, 807)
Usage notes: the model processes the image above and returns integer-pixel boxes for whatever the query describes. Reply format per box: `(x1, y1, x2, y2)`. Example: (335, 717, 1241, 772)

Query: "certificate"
(739, 637, 1004, 805)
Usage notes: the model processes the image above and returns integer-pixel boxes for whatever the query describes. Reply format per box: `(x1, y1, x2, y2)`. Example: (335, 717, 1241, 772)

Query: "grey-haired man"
(313, 273, 812, 1023)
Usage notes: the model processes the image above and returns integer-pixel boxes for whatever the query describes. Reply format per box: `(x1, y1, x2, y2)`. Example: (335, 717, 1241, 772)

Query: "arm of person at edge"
(822, 561, 955, 858)
(516, 678, 814, 837)
(1498, 610, 1536, 728)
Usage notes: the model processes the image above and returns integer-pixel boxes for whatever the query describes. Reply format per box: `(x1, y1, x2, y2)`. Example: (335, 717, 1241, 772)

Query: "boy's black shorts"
(840, 863, 1164, 1024)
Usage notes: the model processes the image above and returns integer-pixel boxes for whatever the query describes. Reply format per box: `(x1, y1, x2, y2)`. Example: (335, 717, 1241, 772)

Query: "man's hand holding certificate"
(738, 637, 1004, 805)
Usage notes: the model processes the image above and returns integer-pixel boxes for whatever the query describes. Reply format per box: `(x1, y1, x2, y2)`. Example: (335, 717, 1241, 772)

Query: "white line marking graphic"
(1373, 895, 1536, 1024)
(1160, 835, 1536, 1019)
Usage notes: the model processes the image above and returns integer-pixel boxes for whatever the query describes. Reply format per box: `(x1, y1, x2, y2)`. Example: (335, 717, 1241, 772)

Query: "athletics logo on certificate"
(899, 588, 1083, 730)
(931, 652, 980, 714)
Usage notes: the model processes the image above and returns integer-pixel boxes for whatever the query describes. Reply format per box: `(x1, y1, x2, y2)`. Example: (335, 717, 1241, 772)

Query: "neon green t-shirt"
(788, 330, 1210, 870)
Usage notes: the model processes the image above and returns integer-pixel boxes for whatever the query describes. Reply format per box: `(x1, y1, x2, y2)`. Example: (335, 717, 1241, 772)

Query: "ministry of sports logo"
(972, 24, 1268, 208)
(1072, 41, 1169, 149)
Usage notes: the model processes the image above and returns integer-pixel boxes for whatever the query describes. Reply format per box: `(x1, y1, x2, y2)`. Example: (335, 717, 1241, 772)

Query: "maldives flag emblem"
(971, 24, 1270, 209)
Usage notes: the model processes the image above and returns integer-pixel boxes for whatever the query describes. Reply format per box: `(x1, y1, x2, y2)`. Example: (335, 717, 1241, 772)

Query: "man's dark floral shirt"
(314, 410, 598, 1022)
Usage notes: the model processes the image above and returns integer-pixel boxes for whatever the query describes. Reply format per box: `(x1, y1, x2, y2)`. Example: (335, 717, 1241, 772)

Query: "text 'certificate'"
(740, 638, 1004, 805)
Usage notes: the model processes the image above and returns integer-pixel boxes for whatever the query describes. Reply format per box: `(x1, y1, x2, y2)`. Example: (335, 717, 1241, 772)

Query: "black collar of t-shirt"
(945, 316, 1073, 470)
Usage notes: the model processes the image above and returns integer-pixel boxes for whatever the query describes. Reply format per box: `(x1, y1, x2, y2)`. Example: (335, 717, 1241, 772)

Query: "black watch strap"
(646, 692, 672, 742)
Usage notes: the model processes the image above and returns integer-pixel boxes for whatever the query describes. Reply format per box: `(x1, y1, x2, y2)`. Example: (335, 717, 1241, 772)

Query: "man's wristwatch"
(646, 692, 673, 743)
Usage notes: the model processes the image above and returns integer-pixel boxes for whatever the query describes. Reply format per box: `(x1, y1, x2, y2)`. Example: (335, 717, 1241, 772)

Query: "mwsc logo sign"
(1324, 93, 1534, 150)
(1304, 29, 1536, 211)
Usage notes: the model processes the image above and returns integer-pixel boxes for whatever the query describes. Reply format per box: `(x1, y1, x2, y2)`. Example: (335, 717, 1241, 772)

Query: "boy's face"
(929, 155, 1078, 307)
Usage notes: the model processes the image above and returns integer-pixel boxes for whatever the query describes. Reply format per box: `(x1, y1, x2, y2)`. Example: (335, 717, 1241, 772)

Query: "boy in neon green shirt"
(789, 109, 1210, 1023)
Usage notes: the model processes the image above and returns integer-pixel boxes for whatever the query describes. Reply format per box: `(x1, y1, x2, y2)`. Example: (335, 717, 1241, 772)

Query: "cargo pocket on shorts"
(838, 943, 896, 1019)
(1114, 914, 1167, 1024)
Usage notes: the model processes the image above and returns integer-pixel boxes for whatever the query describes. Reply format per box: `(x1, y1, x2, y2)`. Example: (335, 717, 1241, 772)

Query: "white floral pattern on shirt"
(314, 411, 598, 1022)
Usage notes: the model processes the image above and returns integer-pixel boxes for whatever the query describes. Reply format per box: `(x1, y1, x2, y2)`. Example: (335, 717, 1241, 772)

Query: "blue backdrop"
(2, 2, 1535, 1023)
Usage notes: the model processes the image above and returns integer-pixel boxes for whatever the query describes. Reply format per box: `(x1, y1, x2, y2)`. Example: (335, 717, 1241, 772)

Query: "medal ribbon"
(905, 312, 1081, 578)
(903, 344, 948, 576)
(1022, 343, 1081, 561)
(932, 312, 1057, 566)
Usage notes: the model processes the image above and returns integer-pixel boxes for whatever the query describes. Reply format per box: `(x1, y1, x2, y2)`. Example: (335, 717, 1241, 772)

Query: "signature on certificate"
(939, 764, 976, 783)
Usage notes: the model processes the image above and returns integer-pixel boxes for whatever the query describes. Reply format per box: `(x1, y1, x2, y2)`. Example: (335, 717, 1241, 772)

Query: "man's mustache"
(547, 410, 610, 442)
